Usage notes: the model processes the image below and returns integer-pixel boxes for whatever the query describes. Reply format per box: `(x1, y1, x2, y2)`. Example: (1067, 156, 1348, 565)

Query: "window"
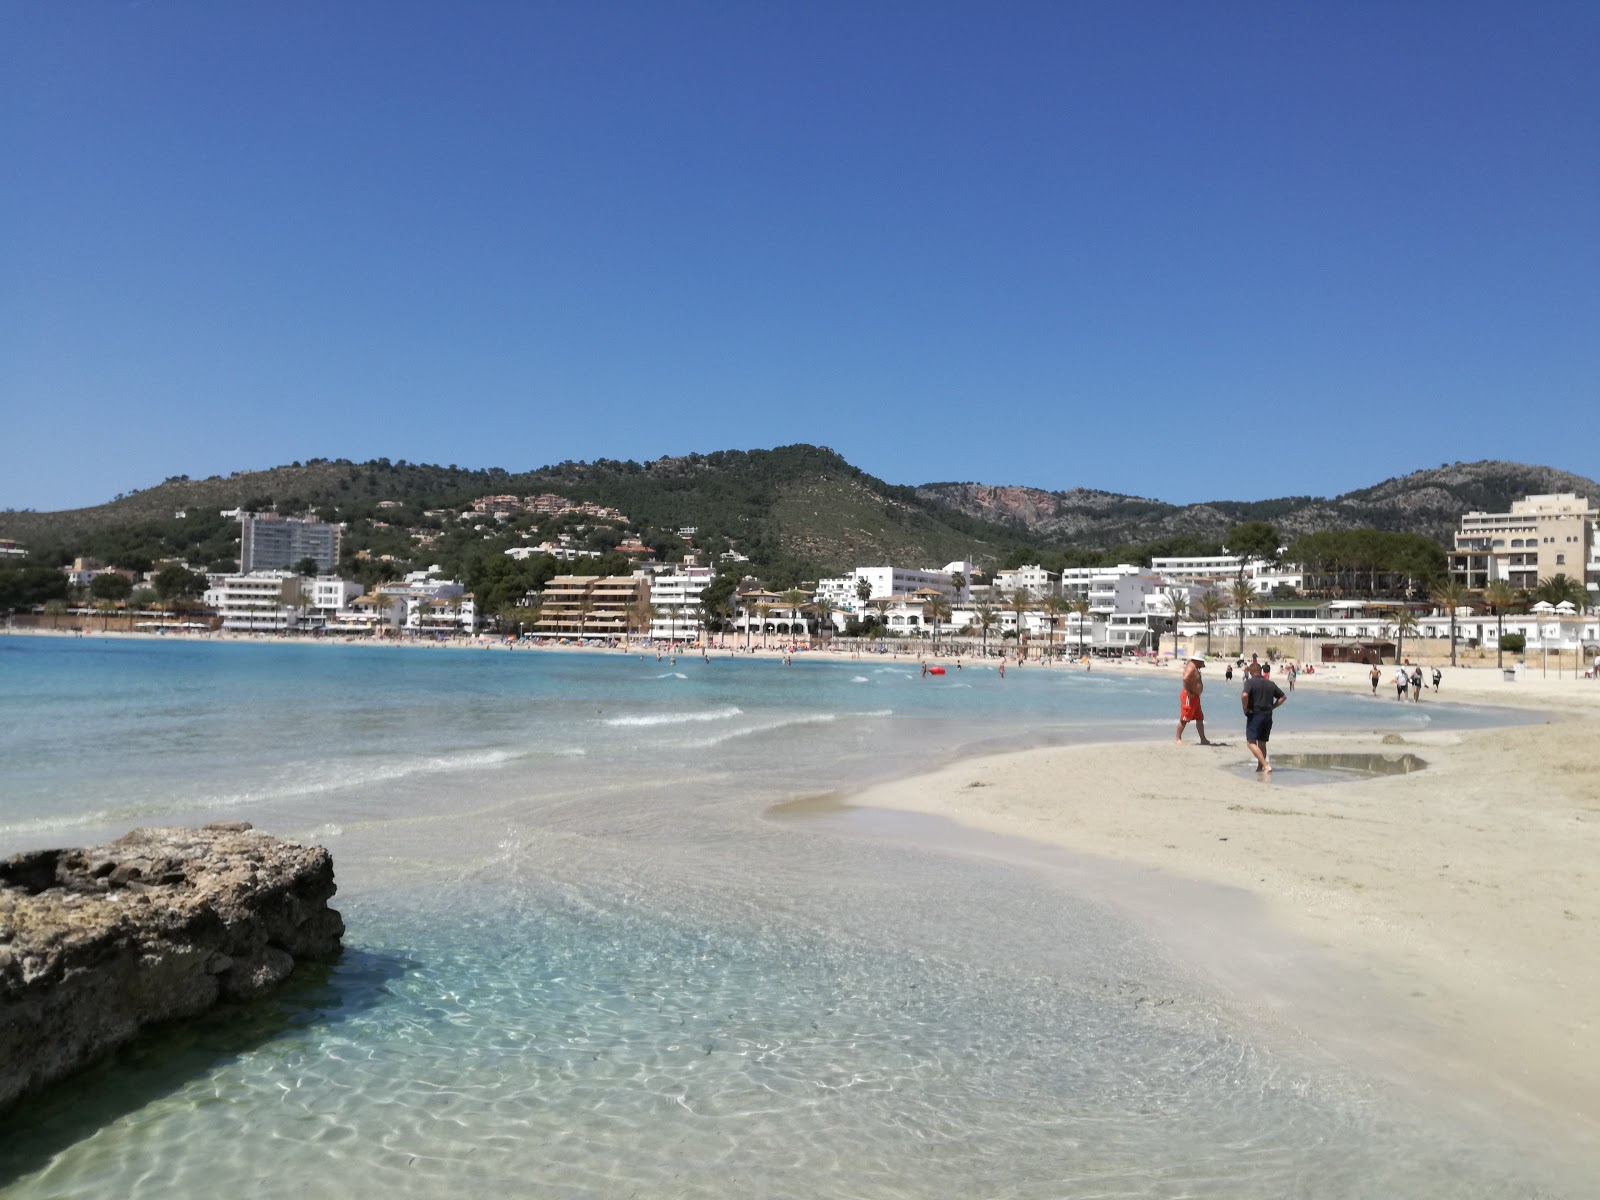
(1557, 554, 1565, 565)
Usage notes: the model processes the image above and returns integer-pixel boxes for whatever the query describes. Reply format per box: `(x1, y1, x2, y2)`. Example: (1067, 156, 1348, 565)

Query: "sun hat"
(1188, 653, 1206, 664)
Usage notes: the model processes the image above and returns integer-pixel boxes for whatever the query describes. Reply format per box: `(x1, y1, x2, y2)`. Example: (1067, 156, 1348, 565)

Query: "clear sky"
(3, 1, 1596, 513)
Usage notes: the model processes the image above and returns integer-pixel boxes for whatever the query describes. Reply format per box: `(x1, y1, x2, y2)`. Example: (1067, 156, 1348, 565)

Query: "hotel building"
(1448, 493, 1597, 591)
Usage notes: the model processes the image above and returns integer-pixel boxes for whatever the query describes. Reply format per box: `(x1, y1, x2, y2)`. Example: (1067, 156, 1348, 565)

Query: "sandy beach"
(836, 661, 1600, 1156)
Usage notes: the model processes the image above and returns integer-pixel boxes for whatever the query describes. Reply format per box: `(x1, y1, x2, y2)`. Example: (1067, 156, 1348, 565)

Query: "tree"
(1429, 580, 1470, 667)
(1388, 609, 1419, 664)
(811, 596, 838, 643)
(925, 595, 952, 652)
(974, 603, 998, 656)
(626, 599, 653, 646)
(1160, 590, 1188, 659)
(949, 571, 966, 602)
(1067, 596, 1093, 659)
(870, 596, 892, 638)
(1483, 581, 1518, 669)
(0, 564, 69, 612)
(1533, 574, 1587, 609)
(1007, 588, 1033, 656)
(855, 576, 873, 611)
(754, 602, 774, 648)
(90, 573, 133, 603)
(153, 565, 206, 607)
(1226, 522, 1280, 569)
(1038, 595, 1067, 660)
(294, 556, 320, 578)
(1194, 590, 1228, 655)
(1228, 580, 1256, 655)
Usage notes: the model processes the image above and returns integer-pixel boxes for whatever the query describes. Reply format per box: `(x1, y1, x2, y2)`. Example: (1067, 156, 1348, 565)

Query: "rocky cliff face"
(0, 823, 343, 1111)
(917, 460, 1600, 548)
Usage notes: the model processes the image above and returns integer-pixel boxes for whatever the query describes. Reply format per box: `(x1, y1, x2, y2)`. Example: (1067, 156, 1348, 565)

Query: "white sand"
(846, 662, 1600, 1150)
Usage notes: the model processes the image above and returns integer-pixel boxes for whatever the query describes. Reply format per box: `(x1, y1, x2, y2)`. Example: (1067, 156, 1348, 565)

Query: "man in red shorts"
(1175, 653, 1211, 744)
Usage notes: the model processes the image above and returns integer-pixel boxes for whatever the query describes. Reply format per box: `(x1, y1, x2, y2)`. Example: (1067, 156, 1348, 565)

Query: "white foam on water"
(851, 676, 869, 683)
(603, 706, 744, 727)
(0, 747, 534, 837)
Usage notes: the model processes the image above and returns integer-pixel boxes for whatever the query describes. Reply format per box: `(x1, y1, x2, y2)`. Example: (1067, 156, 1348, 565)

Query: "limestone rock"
(0, 823, 343, 1110)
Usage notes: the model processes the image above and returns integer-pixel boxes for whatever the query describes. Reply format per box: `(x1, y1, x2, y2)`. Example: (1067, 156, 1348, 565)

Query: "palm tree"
(949, 571, 966, 603)
(1067, 596, 1093, 659)
(781, 589, 810, 643)
(1007, 588, 1033, 657)
(1195, 590, 1228, 655)
(1388, 608, 1419, 664)
(925, 595, 953, 652)
(624, 599, 652, 647)
(576, 595, 593, 641)
(870, 596, 892, 638)
(974, 602, 998, 657)
(1429, 580, 1469, 667)
(855, 577, 873, 613)
(1042, 595, 1067, 661)
(1483, 581, 1518, 669)
(811, 596, 838, 646)
(1533, 573, 1587, 609)
(754, 602, 775, 648)
(1228, 580, 1256, 656)
(1161, 590, 1189, 661)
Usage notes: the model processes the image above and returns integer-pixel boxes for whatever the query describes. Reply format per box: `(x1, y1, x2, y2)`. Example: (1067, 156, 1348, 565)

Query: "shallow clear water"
(0, 637, 1576, 1196)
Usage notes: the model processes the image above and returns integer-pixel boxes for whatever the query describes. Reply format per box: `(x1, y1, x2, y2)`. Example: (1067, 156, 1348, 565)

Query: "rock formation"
(0, 823, 343, 1111)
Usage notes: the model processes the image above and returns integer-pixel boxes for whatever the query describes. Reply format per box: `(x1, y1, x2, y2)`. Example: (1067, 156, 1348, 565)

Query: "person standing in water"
(1242, 662, 1287, 774)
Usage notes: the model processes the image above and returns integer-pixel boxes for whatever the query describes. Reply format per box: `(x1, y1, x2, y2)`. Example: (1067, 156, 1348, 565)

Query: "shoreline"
(12, 623, 1597, 1155)
(820, 700, 1600, 1156)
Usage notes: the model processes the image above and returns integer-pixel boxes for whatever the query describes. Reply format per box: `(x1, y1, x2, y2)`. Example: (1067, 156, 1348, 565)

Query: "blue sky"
(3, 1, 1596, 513)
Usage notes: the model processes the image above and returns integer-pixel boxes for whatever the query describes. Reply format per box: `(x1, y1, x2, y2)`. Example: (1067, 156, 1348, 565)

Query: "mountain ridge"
(1, 451, 1593, 581)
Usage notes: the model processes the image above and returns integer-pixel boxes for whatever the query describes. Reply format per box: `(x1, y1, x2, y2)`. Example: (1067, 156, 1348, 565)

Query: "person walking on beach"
(1394, 666, 1409, 700)
(1175, 653, 1211, 744)
(1410, 665, 1423, 701)
(1242, 663, 1287, 774)
(1431, 667, 1442, 691)
(1369, 664, 1381, 695)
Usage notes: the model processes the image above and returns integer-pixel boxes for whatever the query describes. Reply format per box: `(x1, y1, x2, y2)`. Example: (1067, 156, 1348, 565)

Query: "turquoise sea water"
(0, 637, 1577, 1197)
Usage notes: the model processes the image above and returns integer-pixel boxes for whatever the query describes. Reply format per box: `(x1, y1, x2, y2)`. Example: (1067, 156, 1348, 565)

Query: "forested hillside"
(0, 446, 1027, 585)
(3, 450, 1591, 595)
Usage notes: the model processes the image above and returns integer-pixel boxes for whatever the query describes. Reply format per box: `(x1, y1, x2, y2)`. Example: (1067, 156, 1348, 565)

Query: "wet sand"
(835, 674, 1600, 1159)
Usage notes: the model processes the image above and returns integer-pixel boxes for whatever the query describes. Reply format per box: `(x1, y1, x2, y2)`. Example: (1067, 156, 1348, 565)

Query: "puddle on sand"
(1232, 751, 1428, 785)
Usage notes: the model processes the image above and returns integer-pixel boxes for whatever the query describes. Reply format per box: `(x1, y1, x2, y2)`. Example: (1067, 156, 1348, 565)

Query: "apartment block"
(236, 512, 342, 574)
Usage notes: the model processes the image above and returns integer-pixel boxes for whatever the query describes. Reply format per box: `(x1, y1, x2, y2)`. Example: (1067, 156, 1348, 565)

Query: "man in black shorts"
(1241, 663, 1287, 773)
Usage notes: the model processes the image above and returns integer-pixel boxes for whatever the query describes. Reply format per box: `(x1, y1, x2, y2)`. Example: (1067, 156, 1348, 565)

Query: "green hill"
(0, 446, 1023, 584)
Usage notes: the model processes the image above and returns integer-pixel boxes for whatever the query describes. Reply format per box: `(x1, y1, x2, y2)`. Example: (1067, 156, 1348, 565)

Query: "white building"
(1058, 563, 1144, 599)
(1088, 570, 1162, 616)
(209, 571, 297, 632)
(816, 562, 975, 612)
(364, 572, 477, 634)
(993, 565, 1059, 599)
(1150, 554, 1243, 582)
(207, 572, 366, 632)
(649, 566, 715, 642)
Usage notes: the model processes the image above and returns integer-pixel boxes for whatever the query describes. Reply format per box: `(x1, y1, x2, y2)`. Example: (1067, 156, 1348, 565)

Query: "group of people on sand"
(1175, 651, 1287, 774)
(1366, 661, 1442, 701)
